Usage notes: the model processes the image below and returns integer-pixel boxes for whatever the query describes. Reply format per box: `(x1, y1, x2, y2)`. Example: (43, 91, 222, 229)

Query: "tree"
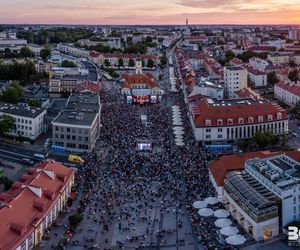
(128, 58, 135, 67)
(160, 54, 167, 67)
(61, 60, 77, 67)
(28, 99, 41, 107)
(69, 213, 83, 226)
(104, 59, 110, 67)
(40, 47, 51, 60)
(20, 47, 32, 58)
(267, 71, 279, 85)
(1, 82, 24, 104)
(288, 69, 299, 83)
(2, 177, 13, 190)
(118, 58, 124, 67)
(224, 50, 235, 63)
(0, 114, 16, 138)
(290, 101, 300, 119)
(252, 131, 276, 149)
(147, 59, 154, 68)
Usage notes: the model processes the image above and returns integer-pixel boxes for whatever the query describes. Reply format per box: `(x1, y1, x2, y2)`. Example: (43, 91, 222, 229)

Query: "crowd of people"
(48, 77, 239, 249)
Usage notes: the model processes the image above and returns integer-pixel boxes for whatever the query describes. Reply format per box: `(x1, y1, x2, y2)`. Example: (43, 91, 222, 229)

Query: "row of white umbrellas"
(193, 197, 245, 245)
(172, 106, 185, 146)
(169, 67, 177, 92)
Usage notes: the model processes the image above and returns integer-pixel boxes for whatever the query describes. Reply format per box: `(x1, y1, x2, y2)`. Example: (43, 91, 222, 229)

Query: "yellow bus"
(68, 155, 84, 164)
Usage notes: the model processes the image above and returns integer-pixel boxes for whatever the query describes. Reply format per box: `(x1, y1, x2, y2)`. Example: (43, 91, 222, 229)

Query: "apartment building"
(0, 39, 27, 51)
(274, 81, 300, 107)
(0, 102, 46, 140)
(0, 160, 76, 250)
(188, 97, 288, 143)
(52, 92, 101, 152)
(267, 54, 290, 66)
(57, 43, 90, 58)
(224, 66, 248, 98)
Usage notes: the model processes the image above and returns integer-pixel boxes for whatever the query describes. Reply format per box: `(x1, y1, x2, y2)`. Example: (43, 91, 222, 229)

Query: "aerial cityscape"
(1, 1, 300, 250)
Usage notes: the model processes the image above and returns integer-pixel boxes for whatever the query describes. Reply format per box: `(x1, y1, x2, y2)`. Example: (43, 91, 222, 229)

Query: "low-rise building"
(274, 81, 300, 107)
(0, 160, 76, 250)
(242, 65, 267, 87)
(27, 44, 43, 57)
(189, 97, 288, 143)
(0, 102, 46, 140)
(52, 92, 101, 152)
(0, 39, 27, 51)
(49, 67, 90, 97)
(267, 54, 290, 66)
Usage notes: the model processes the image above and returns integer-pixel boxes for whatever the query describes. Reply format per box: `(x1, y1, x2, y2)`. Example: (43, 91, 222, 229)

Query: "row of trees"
(104, 58, 155, 68)
(17, 28, 93, 45)
(0, 61, 37, 84)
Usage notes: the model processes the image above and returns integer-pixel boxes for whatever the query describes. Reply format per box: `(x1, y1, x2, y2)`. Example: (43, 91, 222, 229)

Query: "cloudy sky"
(1, 0, 300, 24)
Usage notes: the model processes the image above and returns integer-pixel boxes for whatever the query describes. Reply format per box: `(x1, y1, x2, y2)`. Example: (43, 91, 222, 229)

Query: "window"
(218, 134, 222, 138)
(217, 119, 223, 125)
(72, 135, 76, 140)
(55, 126, 58, 131)
(67, 135, 70, 139)
(258, 116, 263, 122)
(67, 128, 70, 132)
(238, 118, 244, 124)
(205, 135, 211, 139)
(60, 134, 64, 139)
(218, 128, 222, 132)
(227, 119, 233, 125)
(248, 117, 253, 123)
(205, 120, 211, 126)
(268, 115, 273, 121)
(277, 113, 282, 120)
(206, 128, 211, 132)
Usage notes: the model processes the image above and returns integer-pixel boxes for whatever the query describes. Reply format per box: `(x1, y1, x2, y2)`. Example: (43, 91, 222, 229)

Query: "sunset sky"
(1, 0, 300, 25)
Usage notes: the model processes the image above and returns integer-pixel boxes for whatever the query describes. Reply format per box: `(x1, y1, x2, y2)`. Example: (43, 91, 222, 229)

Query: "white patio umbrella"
(176, 142, 185, 146)
(220, 226, 239, 236)
(214, 218, 232, 228)
(205, 197, 219, 205)
(198, 208, 214, 217)
(214, 209, 230, 218)
(173, 121, 183, 126)
(172, 114, 182, 118)
(172, 109, 181, 113)
(171, 105, 180, 109)
(175, 134, 184, 139)
(225, 234, 246, 245)
(174, 130, 184, 135)
(192, 201, 207, 209)
(173, 126, 184, 131)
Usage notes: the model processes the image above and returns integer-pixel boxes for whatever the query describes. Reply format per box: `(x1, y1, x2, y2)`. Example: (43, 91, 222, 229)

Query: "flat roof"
(0, 102, 45, 118)
(52, 92, 100, 127)
(225, 66, 245, 71)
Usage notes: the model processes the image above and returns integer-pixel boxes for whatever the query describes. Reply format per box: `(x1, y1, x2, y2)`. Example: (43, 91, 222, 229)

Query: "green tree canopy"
(128, 58, 135, 67)
(69, 213, 83, 226)
(61, 60, 77, 68)
(252, 131, 276, 149)
(40, 47, 51, 60)
(1, 82, 24, 104)
(118, 58, 124, 67)
(0, 114, 16, 138)
(267, 71, 279, 85)
(288, 69, 299, 83)
(104, 59, 110, 67)
(28, 99, 41, 107)
(20, 47, 32, 58)
(147, 59, 154, 68)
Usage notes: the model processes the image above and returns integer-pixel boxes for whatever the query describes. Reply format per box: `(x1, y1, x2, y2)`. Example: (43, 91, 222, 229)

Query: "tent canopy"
(214, 218, 232, 228)
(214, 209, 230, 218)
(192, 201, 207, 209)
(205, 197, 219, 205)
(220, 226, 239, 236)
(225, 234, 246, 245)
(198, 208, 214, 217)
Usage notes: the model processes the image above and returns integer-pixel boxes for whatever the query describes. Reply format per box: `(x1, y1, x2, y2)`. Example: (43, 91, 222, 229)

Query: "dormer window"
(205, 119, 211, 126)
(248, 117, 254, 123)
(238, 118, 244, 124)
(277, 113, 282, 120)
(217, 119, 223, 125)
(268, 115, 273, 121)
(258, 116, 264, 122)
(227, 119, 233, 125)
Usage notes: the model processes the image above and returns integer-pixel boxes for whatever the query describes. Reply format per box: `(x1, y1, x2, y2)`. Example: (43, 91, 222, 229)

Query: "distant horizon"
(1, 0, 300, 25)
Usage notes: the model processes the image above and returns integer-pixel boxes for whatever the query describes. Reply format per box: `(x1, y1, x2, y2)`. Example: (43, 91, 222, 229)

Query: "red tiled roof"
(235, 88, 261, 100)
(275, 81, 300, 97)
(242, 64, 266, 76)
(185, 35, 208, 41)
(0, 161, 75, 250)
(76, 80, 100, 94)
(121, 73, 160, 89)
(209, 151, 283, 186)
(89, 51, 158, 60)
(192, 97, 287, 127)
